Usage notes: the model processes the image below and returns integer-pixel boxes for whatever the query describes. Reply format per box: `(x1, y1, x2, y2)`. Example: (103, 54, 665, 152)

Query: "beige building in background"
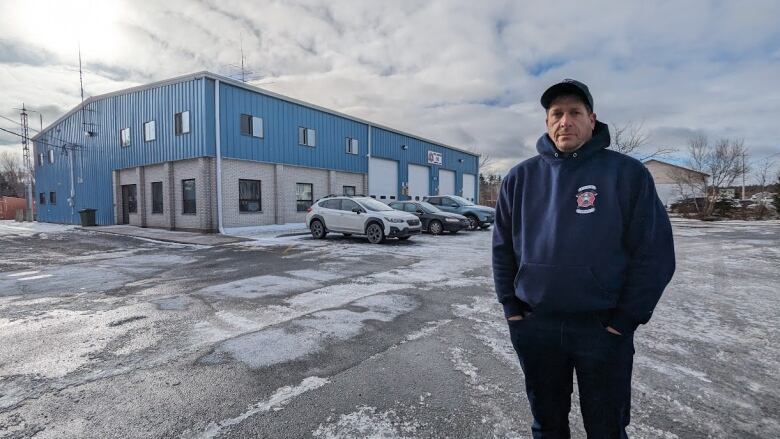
(644, 159, 709, 207)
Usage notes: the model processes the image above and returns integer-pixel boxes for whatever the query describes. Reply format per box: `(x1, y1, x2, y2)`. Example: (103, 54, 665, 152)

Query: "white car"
(305, 196, 422, 243)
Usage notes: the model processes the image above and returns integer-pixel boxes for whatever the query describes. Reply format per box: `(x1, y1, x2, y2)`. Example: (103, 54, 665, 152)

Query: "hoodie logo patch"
(576, 185, 597, 214)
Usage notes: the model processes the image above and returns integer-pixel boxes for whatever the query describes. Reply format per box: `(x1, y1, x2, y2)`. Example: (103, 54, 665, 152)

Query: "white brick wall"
(221, 159, 277, 227)
(173, 158, 207, 231)
(144, 164, 169, 229)
(114, 158, 366, 231)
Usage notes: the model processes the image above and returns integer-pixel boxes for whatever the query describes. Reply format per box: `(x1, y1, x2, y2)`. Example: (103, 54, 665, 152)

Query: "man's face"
(545, 95, 596, 153)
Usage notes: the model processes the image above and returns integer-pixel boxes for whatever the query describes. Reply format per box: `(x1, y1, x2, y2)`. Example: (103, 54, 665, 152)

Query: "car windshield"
(418, 202, 440, 213)
(358, 198, 394, 212)
(449, 195, 475, 206)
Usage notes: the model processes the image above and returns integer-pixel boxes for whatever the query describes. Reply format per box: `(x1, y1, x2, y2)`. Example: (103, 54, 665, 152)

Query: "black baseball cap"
(540, 79, 593, 111)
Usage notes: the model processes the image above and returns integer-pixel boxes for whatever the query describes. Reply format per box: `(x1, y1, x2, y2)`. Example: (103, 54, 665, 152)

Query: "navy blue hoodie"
(492, 121, 675, 334)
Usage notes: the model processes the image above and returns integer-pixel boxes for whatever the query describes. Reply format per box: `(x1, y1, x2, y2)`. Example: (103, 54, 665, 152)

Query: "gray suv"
(423, 195, 495, 230)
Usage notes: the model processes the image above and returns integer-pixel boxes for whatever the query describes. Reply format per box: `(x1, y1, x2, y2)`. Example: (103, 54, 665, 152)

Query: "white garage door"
(408, 164, 429, 201)
(462, 173, 476, 202)
(369, 157, 398, 201)
(438, 169, 455, 195)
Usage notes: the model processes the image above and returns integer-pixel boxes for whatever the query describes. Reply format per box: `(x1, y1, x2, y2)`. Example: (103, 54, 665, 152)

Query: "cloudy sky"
(1, 0, 778, 176)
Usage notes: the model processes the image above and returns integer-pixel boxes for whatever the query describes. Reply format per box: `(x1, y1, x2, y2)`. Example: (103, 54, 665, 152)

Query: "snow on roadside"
(312, 406, 420, 439)
(0, 220, 76, 236)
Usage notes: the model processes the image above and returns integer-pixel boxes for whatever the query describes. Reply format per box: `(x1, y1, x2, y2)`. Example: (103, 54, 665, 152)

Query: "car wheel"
(466, 215, 479, 230)
(366, 223, 385, 244)
(397, 236, 411, 241)
(428, 220, 443, 235)
(310, 220, 327, 239)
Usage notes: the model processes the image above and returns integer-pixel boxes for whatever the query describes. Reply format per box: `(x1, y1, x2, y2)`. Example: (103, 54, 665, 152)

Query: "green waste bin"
(78, 209, 97, 226)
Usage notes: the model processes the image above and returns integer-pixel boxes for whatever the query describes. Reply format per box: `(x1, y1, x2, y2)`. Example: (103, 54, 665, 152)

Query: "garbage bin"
(78, 208, 97, 226)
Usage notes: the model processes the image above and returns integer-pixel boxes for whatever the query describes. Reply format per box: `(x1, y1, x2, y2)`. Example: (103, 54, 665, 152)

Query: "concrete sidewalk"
(87, 225, 248, 245)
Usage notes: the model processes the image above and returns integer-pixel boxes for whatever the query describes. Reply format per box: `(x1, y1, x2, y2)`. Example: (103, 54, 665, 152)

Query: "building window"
(343, 185, 356, 196)
(346, 137, 359, 154)
(37, 153, 43, 166)
(49, 192, 56, 205)
(143, 121, 156, 142)
(48, 149, 55, 164)
(240, 114, 264, 138)
(182, 179, 196, 214)
(151, 182, 163, 214)
(120, 127, 131, 147)
(298, 127, 316, 147)
(174, 111, 190, 135)
(39, 192, 46, 205)
(239, 179, 262, 212)
(296, 183, 313, 212)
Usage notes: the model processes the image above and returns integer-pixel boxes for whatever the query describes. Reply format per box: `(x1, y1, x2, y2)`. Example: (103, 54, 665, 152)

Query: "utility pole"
(20, 104, 33, 221)
(741, 150, 746, 200)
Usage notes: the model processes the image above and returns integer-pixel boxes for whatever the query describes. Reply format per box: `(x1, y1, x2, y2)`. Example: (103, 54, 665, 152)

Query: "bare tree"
(610, 121, 676, 161)
(0, 151, 26, 198)
(670, 136, 748, 218)
(752, 159, 777, 219)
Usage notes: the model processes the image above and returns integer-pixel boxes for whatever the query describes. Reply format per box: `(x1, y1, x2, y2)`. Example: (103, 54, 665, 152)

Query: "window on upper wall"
(49, 192, 56, 205)
(239, 179, 262, 212)
(345, 137, 359, 154)
(120, 127, 131, 147)
(240, 114, 263, 138)
(39, 192, 46, 205)
(37, 153, 44, 166)
(48, 149, 55, 164)
(182, 179, 196, 214)
(298, 127, 315, 147)
(343, 185, 356, 196)
(151, 182, 163, 214)
(296, 183, 313, 212)
(143, 121, 156, 142)
(174, 111, 190, 135)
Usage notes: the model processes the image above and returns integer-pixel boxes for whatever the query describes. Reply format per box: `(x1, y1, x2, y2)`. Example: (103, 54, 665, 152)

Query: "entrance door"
(121, 184, 137, 225)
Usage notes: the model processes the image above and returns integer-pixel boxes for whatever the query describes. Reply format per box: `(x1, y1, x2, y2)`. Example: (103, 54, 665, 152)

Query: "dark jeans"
(508, 312, 635, 439)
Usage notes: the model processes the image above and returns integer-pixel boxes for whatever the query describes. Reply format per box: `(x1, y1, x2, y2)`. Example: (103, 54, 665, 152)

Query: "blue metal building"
(32, 72, 480, 231)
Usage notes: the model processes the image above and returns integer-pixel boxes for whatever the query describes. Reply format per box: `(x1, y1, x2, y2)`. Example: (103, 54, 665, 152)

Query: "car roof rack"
(317, 194, 368, 201)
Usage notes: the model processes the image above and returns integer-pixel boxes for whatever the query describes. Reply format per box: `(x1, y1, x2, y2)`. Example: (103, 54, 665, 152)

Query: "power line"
(0, 127, 82, 151)
(0, 114, 79, 146)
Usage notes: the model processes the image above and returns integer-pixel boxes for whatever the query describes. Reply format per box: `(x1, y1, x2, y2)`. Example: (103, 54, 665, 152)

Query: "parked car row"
(305, 195, 496, 244)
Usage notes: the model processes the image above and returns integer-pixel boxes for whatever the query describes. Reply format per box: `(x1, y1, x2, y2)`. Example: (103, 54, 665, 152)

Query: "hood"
(472, 205, 496, 214)
(536, 120, 610, 165)
(383, 209, 418, 220)
(438, 211, 468, 220)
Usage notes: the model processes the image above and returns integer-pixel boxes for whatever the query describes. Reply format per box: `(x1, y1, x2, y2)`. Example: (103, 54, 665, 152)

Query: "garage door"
(462, 173, 476, 202)
(369, 157, 398, 201)
(438, 169, 455, 195)
(408, 164, 429, 201)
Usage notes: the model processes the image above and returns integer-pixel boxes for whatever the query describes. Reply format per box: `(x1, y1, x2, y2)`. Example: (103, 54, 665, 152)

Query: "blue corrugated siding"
(33, 78, 209, 225)
(218, 82, 366, 173)
(370, 127, 479, 199)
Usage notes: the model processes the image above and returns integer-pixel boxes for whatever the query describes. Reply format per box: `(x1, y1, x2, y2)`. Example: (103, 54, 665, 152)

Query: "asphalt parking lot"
(0, 219, 778, 438)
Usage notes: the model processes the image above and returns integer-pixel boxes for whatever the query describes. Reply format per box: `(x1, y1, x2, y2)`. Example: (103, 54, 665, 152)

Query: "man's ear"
(589, 112, 596, 129)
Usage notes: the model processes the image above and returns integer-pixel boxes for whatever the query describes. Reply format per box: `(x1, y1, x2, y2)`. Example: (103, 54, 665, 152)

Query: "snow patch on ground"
(202, 294, 417, 368)
(185, 376, 329, 439)
(197, 275, 321, 299)
(312, 406, 420, 439)
(0, 220, 76, 236)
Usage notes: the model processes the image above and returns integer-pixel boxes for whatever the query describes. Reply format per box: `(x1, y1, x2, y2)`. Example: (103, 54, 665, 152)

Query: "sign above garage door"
(427, 151, 442, 165)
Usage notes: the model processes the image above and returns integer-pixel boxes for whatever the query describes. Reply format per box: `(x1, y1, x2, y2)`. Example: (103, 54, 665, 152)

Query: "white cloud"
(0, 0, 778, 174)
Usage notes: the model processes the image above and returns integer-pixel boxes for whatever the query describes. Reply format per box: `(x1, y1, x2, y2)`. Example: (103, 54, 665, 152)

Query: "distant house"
(643, 159, 709, 207)
(0, 196, 27, 220)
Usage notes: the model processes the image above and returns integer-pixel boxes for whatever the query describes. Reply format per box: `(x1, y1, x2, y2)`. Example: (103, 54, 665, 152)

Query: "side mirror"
(416, 210, 424, 214)
(352, 208, 363, 214)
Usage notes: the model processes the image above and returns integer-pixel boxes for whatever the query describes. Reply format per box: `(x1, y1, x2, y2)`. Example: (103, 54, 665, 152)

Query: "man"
(492, 79, 675, 438)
